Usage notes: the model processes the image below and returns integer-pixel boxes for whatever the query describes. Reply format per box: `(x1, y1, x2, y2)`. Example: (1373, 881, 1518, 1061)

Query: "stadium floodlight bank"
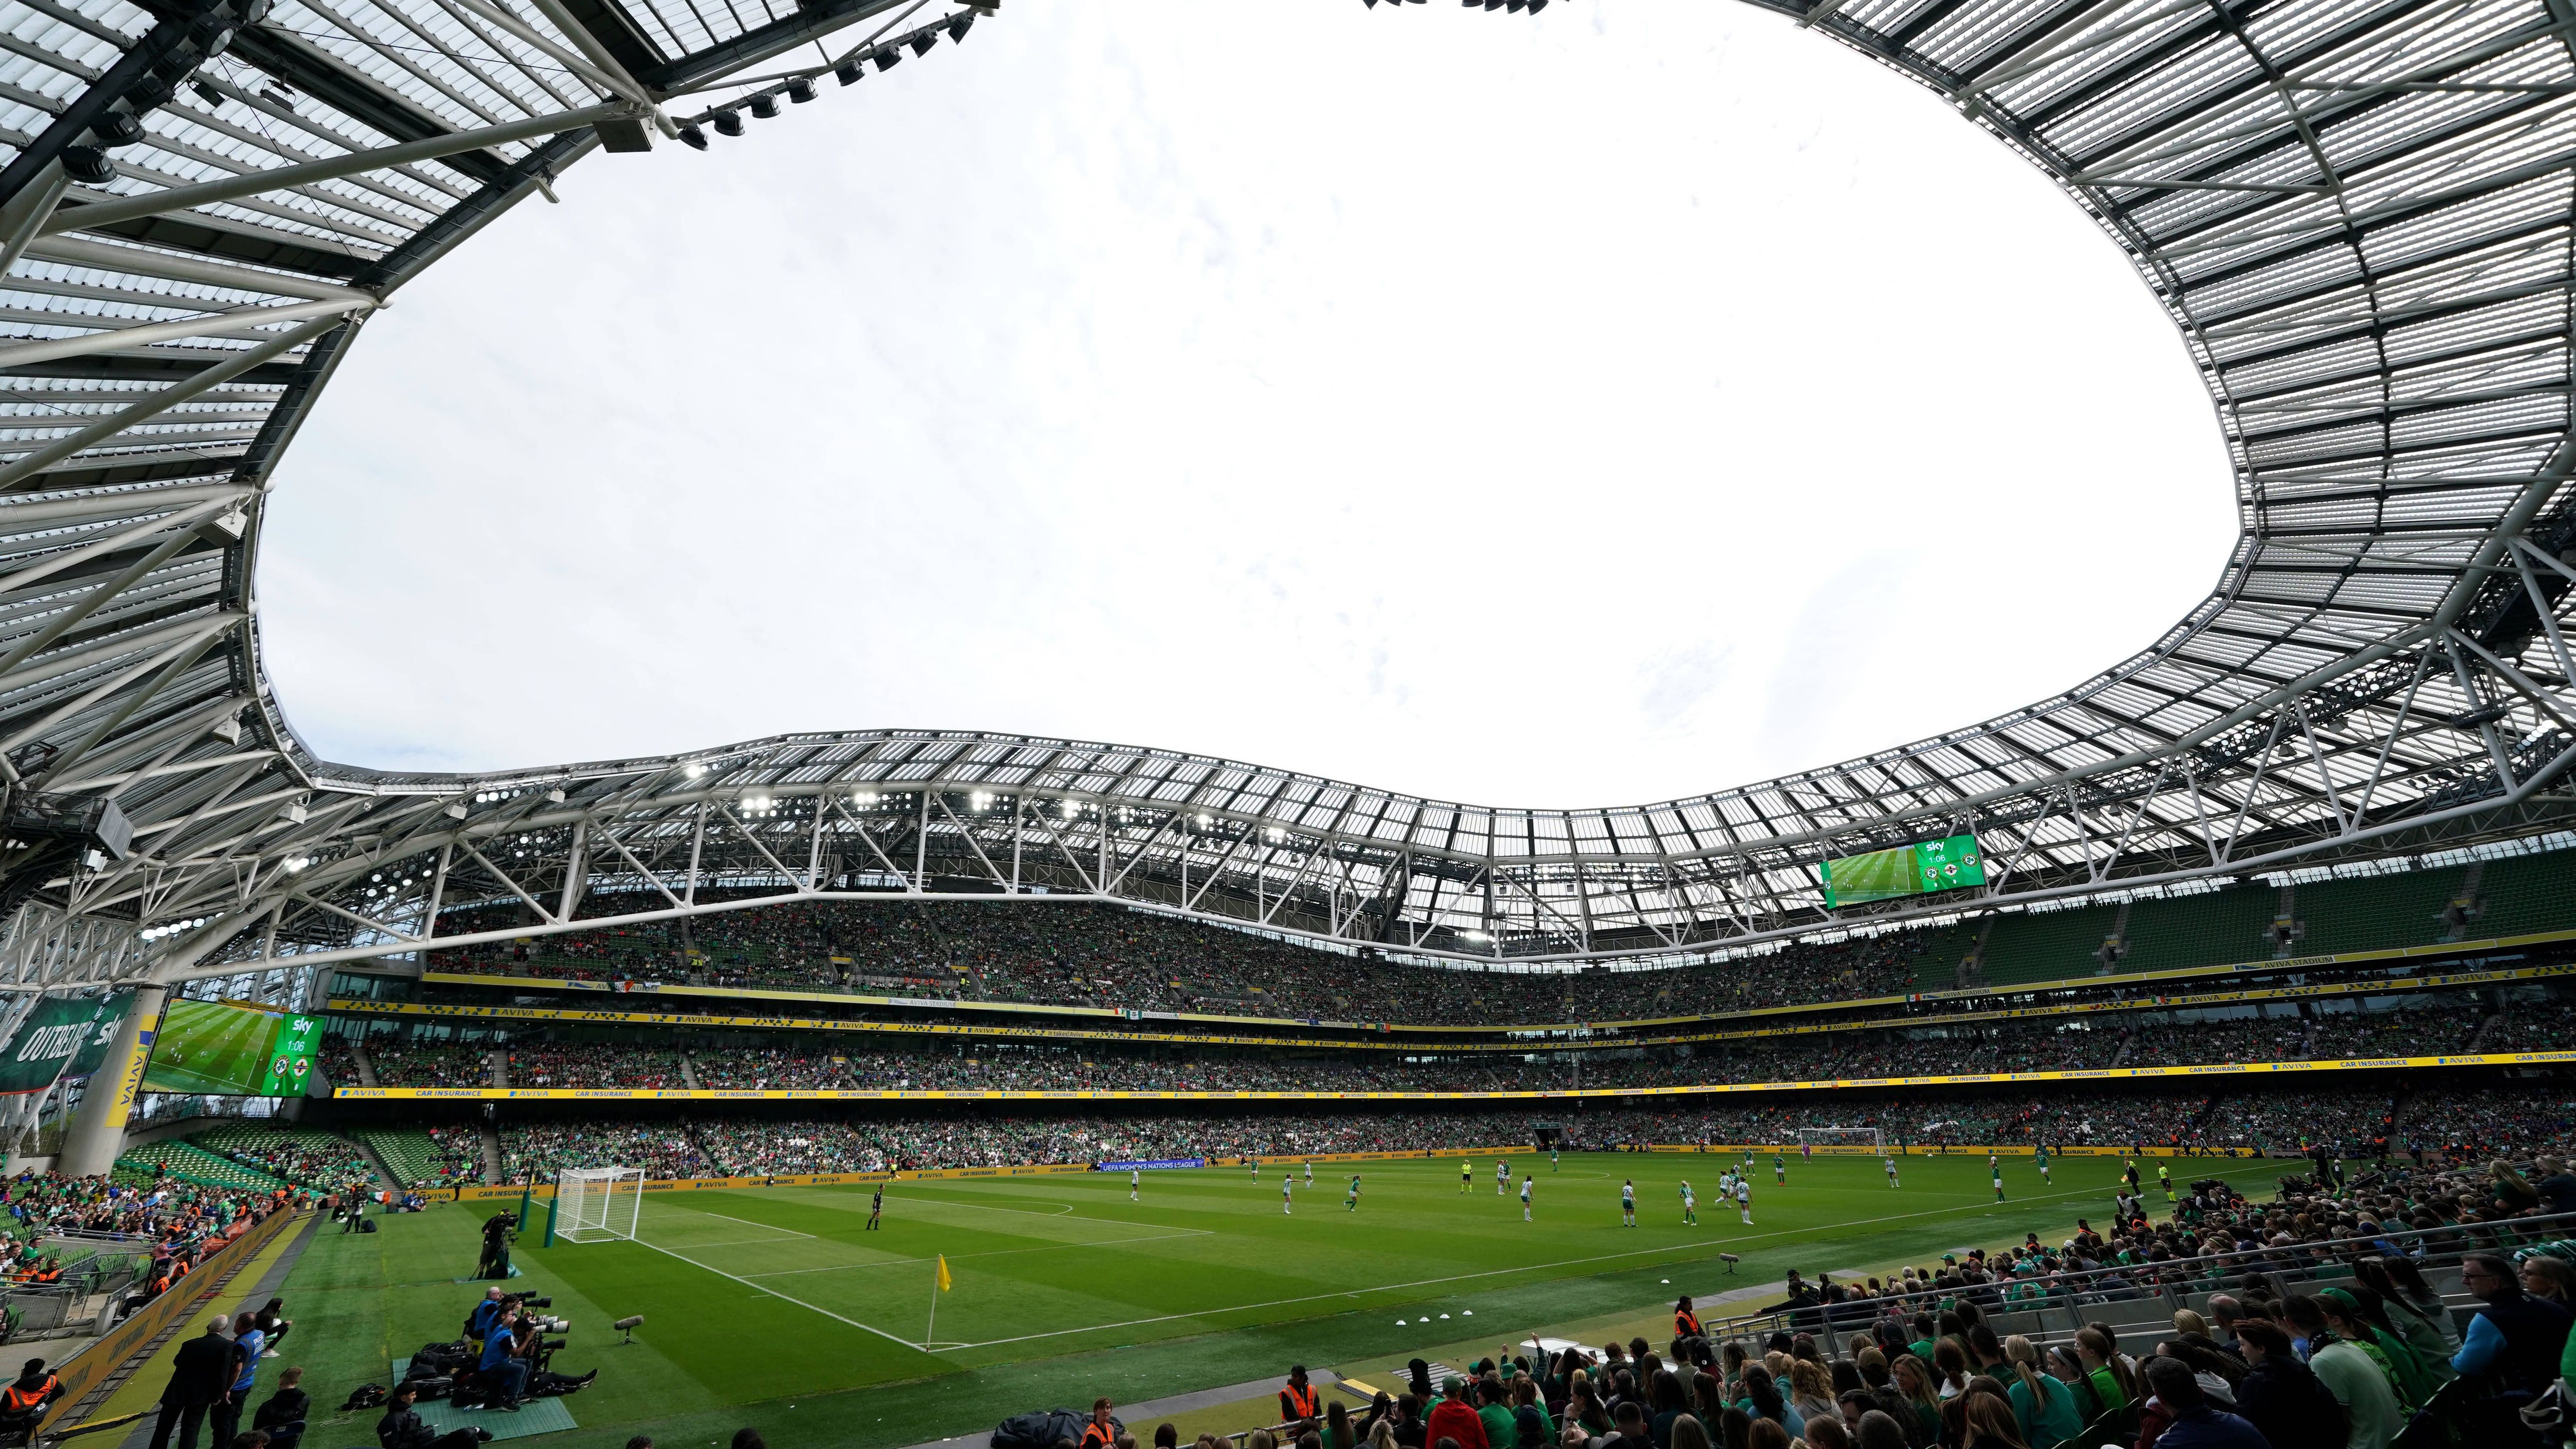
(1793, 1127, 1887, 1155)
(556, 1167, 645, 1243)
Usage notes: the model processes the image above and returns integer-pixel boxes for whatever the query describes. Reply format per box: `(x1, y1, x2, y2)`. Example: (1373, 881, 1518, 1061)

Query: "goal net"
(1792, 1127, 1888, 1155)
(555, 1166, 645, 1243)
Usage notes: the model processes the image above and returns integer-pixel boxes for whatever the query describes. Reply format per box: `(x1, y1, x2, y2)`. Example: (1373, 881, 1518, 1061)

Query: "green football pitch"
(270, 1151, 2284, 1449)
(138, 1000, 273, 1096)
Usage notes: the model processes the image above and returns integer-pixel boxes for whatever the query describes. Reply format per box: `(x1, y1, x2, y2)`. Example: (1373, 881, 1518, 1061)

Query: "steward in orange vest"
(1673, 1297, 1703, 1339)
(1077, 1399, 1118, 1449)
(0, 1358, 63, 1424)
(1279, 1367, 1320, 1425)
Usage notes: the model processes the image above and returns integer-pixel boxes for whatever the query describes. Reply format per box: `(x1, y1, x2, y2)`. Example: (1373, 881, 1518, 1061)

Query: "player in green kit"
(1550, 1146, 1558, 1172)
(1993, 1160, 2006, 1201)
(1774, 1153, 1785, 1185)
(1680, 1180, 1696, 1225)
(1347, 1173, 1361, 1212)
(2035, 1145, 2052, 1184)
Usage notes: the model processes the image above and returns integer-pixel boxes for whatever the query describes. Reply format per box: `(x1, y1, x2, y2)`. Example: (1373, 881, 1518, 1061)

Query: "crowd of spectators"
(365, 1041, 494, 1088)
(1611, 1089, 2398, 1155)
(499, 1121, 717, 1182)
(338, 997, 2576, 1103)
(426, 896, 1947, 1023)
(2480, 999, 2576, 1053)
(504, 1046, 685, 1090)
(209, 1133, 372, 1188)
(620, 1111, 1548, 1176)
(422, 1126, 486, 1186)
(464, 1078, 2576, 1185)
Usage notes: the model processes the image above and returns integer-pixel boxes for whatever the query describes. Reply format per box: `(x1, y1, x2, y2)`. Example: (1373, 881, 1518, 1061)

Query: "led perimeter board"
(140, 1001, 326, 1097)
(1819, 833, 1985, 908)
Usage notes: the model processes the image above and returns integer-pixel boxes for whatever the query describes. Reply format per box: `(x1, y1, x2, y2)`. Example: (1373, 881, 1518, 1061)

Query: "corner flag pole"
(926, 1254, 950, 1347)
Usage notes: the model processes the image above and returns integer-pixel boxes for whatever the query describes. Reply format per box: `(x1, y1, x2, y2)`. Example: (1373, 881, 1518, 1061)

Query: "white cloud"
(258, 0, 2232, 807)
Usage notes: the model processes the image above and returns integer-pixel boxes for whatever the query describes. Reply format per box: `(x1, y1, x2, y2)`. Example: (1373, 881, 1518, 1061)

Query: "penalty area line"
(627, 1234, 931, 1354)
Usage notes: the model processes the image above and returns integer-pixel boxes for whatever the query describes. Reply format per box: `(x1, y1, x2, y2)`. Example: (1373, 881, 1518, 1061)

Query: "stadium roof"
(1, 0, 2574, 993)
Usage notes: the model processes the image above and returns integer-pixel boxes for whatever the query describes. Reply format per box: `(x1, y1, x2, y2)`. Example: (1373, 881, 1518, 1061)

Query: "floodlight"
(711, 109, 743, 136)
(908, 31, 939, 56)
(675, 123, 706, 149)
(748, 92, 777, 119)
(835, 61, 862, 85)
(786, 76, 815, 103)
(872, 46, 900, 70)
(946, 11, 973, 41)
(685, 762, 707, 777)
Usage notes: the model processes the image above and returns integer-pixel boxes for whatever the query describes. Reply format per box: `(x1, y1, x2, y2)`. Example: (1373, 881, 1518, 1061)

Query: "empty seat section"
(2295, 869, 2461, 957)
(1904, 921, 1981, 988)
(2470, 850, 2576, 939)
(2120, 884, 2281, 975)
(1977, 905, 2122, 986)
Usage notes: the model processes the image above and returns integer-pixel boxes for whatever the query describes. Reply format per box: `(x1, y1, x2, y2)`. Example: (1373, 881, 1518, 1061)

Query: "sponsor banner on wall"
(0, 992, 133, 1095)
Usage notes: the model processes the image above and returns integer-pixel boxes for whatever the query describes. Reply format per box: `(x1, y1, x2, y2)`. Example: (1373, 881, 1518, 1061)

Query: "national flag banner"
(936, 1255, 952, 1292)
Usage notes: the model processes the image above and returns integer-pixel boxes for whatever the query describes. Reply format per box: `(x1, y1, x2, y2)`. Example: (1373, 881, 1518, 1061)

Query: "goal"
(1792, 1127, 1888, 1155)
(555, 1166, 645, 1243)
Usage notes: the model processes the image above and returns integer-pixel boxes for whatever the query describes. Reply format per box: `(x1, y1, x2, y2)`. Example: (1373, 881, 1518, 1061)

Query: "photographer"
(507, 1314, 596, 1400)
(474, 1309, 529, 1412)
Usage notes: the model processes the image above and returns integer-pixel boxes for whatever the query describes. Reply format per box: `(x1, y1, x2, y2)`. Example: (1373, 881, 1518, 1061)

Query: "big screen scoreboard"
(1819, 833, 1985, 908)
(139, 1000, 326, 1097)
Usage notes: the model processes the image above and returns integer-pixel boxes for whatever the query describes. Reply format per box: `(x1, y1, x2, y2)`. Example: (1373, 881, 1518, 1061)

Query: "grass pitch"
(270, 1151, 2282, 1449)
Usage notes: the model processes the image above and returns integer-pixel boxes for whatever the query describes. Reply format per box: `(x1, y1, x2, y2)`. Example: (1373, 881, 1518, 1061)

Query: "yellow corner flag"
(936, 1254, 952, 1292)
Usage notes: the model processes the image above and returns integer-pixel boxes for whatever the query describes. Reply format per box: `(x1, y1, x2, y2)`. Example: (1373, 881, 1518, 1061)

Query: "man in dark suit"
(147, 1318, 235, 1449)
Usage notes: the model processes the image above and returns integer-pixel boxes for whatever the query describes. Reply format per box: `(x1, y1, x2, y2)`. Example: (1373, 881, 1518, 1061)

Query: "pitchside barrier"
(43, 1204, 299, 1428)
(443, 1144, 1534, 1202)
(326, 1048, 2576, 1103)
(334, 959, 2576, 1051)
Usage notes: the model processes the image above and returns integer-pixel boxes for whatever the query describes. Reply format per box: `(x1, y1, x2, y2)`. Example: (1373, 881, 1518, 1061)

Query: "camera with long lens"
(529, 1315, 570, 1334)
(519, 1297, 552, 1309)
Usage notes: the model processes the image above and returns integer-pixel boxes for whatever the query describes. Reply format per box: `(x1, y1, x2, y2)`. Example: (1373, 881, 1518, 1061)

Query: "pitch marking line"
(625, 1234, 927, 1354)
(947, 1172, 2266, 1351)
(773, 1184, 1204, 1235)
(673, 1209, 818, 1239)
(741, 1229, 1211, 1278)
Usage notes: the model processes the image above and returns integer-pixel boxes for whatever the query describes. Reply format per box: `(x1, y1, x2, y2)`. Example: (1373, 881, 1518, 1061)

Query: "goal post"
(1791, 1127, 1888, 1155)
(554, 1166, 645, 1243)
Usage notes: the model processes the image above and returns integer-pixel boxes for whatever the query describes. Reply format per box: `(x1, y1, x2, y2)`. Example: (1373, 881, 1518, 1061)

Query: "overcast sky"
(256, 0, 2232, 809)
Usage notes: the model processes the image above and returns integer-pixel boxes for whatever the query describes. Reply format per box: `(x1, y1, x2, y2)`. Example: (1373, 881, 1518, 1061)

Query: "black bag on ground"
(993, 1410, 1117, 1449)
(339, 1385, 387, 1412)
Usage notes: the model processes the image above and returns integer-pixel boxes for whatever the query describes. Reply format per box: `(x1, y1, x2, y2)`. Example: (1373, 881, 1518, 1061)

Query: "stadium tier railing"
(1686, 1206, 2576, 1359)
